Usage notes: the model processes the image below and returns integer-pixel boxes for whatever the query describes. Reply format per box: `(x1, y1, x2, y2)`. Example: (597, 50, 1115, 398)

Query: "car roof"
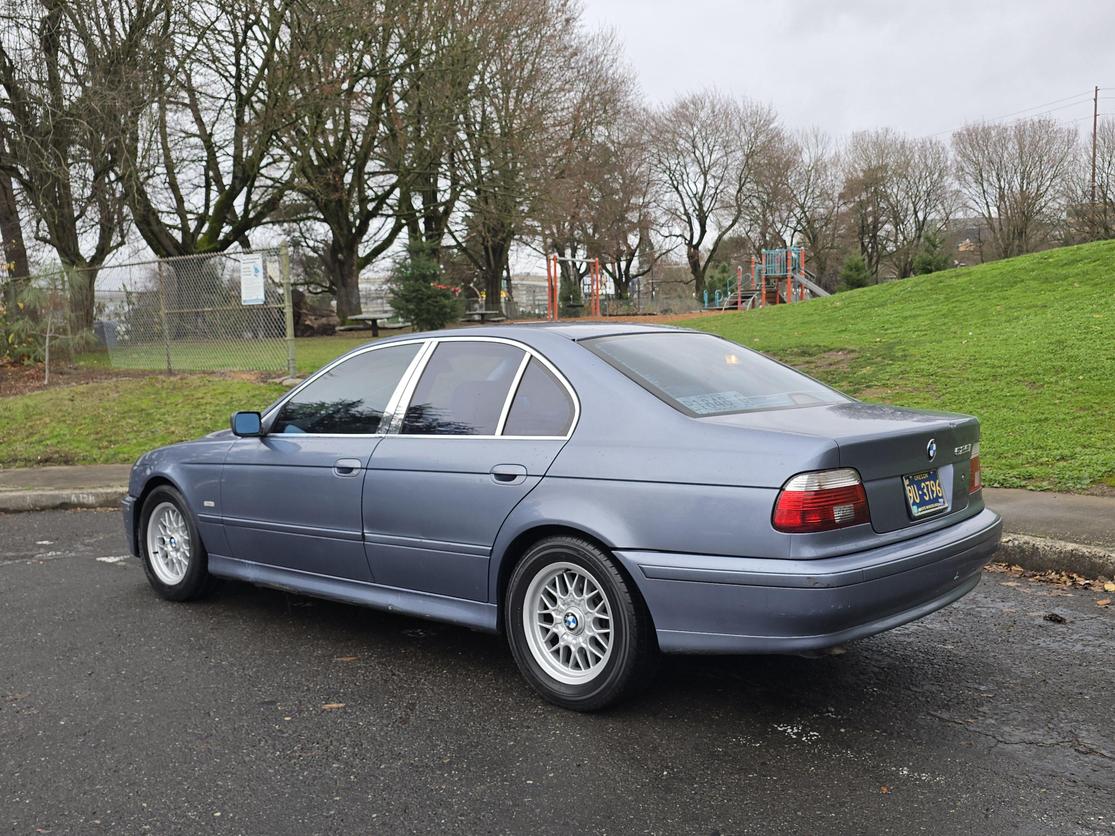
(373, 321, 693, 346)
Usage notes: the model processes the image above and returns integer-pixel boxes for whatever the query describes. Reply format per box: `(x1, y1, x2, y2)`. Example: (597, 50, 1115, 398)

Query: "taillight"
(969, 442, 982, 493)
(772, 468, 870, 533)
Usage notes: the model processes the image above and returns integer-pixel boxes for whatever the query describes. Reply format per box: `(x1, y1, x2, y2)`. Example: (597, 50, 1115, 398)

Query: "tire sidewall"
(139, 485, 209, 601)
(506, 539, 642, 709)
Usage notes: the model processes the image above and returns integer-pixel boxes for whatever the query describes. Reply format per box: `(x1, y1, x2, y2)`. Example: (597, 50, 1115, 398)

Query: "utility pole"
(1091, 85, 1099, 208)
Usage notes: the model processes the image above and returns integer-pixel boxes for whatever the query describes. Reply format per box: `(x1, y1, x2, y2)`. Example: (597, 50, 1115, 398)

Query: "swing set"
(545, 254, 604, 320)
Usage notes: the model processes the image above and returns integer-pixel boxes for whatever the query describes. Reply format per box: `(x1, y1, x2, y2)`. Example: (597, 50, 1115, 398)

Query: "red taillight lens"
(772, 468, 870, 533)
(969, 442, 982, 494)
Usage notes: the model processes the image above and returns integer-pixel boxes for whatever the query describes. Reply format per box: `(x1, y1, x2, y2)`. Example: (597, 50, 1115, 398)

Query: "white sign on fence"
(239, 254, 265, 305)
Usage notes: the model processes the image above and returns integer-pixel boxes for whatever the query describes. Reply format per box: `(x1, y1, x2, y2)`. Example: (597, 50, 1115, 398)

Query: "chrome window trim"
(393, 335, 580, 440)
(260, 338, 431, 438)
(494, 352, 531, 436)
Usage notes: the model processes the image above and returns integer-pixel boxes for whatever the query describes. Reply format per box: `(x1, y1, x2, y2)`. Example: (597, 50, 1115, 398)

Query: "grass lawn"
(0, 375, 287, 467)
(680, 240, 1115, 492)
(77, 333, 376, 376)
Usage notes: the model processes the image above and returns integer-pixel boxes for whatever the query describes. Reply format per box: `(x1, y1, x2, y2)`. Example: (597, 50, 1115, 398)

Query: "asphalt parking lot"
(1, 509, 1112, 835)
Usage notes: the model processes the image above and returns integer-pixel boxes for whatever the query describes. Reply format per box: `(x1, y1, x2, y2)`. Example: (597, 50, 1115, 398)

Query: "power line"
(929, 88, 1099, 137)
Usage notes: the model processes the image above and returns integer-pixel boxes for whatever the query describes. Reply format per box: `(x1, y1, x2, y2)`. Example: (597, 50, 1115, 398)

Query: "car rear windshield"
(583, 332, 850, 417)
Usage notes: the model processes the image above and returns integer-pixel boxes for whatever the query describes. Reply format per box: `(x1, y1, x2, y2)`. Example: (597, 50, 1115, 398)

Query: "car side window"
(502, 358, 575, 437)
(272, 343, 421, 434)
(401, 341, 524, 435)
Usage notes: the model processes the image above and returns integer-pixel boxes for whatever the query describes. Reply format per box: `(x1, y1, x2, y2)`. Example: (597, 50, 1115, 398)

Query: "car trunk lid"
(700, 402, 981, 533)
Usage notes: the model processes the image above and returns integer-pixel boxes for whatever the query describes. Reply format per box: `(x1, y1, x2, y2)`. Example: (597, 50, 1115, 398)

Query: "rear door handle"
(333, 458, 362, 477)
(490, 463, 528, 485)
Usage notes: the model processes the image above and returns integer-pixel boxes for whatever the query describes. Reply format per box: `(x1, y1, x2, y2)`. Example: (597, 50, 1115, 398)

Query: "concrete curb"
(994, 533, 1115, 580)
(0, 487, 125, 513)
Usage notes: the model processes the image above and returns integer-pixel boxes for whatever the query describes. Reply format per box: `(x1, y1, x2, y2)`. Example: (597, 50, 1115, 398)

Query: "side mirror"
(231, 411, 264, 437)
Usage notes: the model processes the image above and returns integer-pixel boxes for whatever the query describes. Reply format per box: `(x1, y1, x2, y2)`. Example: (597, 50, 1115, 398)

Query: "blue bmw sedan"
(123, 324, 1002, 710)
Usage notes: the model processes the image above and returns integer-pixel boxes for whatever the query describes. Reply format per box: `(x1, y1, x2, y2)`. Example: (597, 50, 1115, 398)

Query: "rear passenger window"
(402, 341, 524, 435)
(502, 359, 575, 437)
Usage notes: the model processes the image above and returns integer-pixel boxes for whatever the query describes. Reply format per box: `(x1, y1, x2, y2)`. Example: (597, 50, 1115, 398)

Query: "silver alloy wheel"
(146, 501, 191, 586)
(523, 561, 613, 685)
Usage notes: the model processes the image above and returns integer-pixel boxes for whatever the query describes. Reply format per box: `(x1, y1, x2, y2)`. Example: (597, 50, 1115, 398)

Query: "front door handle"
(490, 463, 528, 485)
(333, 458, 362, 477)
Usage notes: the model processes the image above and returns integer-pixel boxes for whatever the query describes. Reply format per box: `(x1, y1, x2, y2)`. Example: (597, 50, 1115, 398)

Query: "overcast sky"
(580, 0, 1115, 137)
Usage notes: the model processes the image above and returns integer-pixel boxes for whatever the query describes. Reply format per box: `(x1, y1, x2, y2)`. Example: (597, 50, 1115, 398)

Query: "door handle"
(490, 463, 528, 485)
(333, 458, 362, 477)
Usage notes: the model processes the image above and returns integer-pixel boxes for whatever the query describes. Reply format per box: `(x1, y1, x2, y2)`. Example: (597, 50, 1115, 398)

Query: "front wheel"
(505, 536, 656, 711)
(139, 485, 214, 601)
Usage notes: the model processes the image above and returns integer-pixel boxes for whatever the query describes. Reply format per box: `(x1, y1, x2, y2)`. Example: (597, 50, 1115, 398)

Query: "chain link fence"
(94, 248, 295, 374)
(1, 247, 296, 376)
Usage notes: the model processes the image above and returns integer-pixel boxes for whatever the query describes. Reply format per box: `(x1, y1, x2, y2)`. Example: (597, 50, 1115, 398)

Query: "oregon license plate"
(902, 469, 948, 519)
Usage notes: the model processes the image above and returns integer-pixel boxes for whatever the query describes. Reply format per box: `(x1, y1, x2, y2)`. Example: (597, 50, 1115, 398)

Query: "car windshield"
(583, 332, 850, 417)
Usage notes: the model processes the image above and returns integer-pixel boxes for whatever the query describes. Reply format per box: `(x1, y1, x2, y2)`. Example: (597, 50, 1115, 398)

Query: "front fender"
(127, 438, 234, 555)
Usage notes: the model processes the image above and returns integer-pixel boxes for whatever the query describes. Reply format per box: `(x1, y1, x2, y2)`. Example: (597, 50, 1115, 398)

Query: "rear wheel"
(506, 536, 656, 711)
(139, 485, 214, 601)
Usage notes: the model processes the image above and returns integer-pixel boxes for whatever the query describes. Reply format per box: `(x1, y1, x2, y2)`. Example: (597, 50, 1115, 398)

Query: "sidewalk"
(1, 464, 1112, 577)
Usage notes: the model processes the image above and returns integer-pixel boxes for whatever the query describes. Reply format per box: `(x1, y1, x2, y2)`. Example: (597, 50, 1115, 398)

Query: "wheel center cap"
(563, 611, 581, 633)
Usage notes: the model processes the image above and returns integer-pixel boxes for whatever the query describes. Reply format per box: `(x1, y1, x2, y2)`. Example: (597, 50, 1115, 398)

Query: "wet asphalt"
(0, 509, 1112, 835)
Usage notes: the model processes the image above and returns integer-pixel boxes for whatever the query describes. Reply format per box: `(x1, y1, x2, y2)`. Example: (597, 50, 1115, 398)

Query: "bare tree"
(884, 136, 955, 277)
(952, 118, 1077, 259)
(649, 90, 778, 300)
(526, 29, 638, 307)
(0, 0, 151, 326)
(384, 0, 490, 262)
(1073, 117, 1115, 240)
(114, 0, 294, 258)
(450, 0, 581, 306)
(787, 128, 844, 287)
(587, 117, 671, 301)
(278, 0, 405, 320)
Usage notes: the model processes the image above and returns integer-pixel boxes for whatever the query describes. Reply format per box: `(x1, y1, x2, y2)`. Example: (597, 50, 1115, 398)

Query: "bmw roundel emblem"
(564, 613, 579, 630)
(927, 438, 937, 461)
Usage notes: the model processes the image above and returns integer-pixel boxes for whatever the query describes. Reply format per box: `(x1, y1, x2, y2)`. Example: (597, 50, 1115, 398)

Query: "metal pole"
(736, 265, 742, 311)
(156, 260, 172, 375)
(280, 242, 296, 377)
(1091, 85, 1099, 209)
(785, 250, 792, 304)
(756, 253, 763, 309)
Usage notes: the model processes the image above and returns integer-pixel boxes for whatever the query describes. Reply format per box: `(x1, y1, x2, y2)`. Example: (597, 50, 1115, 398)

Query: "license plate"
(902, 469, 948, 519)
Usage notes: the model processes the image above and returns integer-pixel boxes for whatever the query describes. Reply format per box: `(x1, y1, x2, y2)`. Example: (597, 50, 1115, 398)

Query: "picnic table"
(344, 311, 394, 337)
(461, 309, 507, 323)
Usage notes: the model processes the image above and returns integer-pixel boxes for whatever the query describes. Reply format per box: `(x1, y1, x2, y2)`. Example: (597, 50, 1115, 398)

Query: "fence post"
(279, 242, 296, 377)
(156, 260, 172, 374)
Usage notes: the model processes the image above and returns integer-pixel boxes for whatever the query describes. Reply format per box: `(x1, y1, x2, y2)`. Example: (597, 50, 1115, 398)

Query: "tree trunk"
(334, 258, 362, 322)
(686, 243, 705, 299)
(69, 267, 98, 332)
(0, 158, 30, 283)
(326, 244, 363, 322)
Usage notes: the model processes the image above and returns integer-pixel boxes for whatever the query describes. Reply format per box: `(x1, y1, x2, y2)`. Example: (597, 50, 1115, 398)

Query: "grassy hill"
(683, 240, 1115, 493)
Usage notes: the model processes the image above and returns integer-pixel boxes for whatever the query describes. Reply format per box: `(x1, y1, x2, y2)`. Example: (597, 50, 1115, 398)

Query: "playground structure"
(546, 255, 603, 320)
(703, 247, 830, 311)
(540, 246, 827, 320)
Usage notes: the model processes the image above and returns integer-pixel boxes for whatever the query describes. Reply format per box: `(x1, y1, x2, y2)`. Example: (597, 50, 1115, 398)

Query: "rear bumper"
(122, 495, 139, 557)
(615, 507, 1002, 654)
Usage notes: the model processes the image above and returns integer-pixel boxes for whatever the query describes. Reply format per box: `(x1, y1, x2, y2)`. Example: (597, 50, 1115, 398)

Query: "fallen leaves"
(322, 703, 346, 711)
(1097, 599, 1111, 608)
(333, 656, 359, 663)
(990, 563, 1115, 594)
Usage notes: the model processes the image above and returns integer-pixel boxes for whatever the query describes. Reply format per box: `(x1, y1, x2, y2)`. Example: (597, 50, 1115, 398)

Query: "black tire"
(505, 536, 657, 711)
(138, 485, 215, 602)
